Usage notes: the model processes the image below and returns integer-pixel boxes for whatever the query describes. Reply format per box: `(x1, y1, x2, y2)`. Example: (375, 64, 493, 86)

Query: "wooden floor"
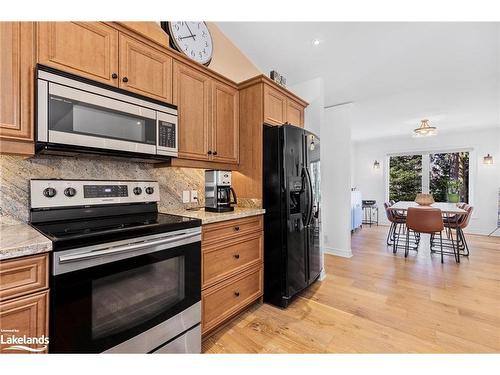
(202, 225, 500, 353)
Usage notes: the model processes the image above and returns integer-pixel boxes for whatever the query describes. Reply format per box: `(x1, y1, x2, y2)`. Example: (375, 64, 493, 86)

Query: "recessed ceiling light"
(312, 39, 320, 46)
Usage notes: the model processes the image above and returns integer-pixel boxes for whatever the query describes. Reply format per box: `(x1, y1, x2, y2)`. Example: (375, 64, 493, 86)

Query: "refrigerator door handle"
(304, 166, 314, 226)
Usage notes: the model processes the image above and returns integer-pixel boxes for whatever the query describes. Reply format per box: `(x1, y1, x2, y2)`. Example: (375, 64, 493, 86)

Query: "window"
(388, 151, 470, 203)
(389, 155, 422, 201)
(429, 152, 469, 203)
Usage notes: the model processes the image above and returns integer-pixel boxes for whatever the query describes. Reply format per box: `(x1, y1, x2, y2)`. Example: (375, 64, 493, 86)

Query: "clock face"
(168, 22, 213, 65)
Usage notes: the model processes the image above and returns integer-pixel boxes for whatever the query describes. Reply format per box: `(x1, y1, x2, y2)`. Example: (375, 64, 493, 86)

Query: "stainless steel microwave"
(36, 65, 178, 162)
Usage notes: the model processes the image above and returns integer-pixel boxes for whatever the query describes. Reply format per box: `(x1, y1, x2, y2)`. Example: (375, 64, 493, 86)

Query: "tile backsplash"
(0, 154, 205, 224)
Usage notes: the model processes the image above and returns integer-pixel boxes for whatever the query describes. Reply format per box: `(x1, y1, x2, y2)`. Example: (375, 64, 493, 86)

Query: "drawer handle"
(233, 254, 240, 259)
(234, 226, 240, 231)
(234, 291, 240, 297)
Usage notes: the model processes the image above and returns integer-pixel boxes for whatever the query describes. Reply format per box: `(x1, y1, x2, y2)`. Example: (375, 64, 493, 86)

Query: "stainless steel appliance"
(29, 179, 201, 353)
(36, 65, 178, 162)
(263, 125, 322, 308)
(204, 170, 237, 212)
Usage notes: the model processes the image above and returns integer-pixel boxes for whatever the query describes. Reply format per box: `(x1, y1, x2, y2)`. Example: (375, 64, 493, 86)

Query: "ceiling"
(217, 22, 500, 140)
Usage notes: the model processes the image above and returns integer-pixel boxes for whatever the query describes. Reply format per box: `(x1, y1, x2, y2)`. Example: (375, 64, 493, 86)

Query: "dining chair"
(406, 207, 448, 263)
(443, 205, 473, 258)
(384, 202, 416, 253)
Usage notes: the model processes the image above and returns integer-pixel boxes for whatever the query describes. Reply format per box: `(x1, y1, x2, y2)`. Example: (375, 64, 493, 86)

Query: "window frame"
(384, 147, 475, 206)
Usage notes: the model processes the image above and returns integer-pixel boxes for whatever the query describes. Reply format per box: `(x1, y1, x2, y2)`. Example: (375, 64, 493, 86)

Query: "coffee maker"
(205, 170, 237, 212)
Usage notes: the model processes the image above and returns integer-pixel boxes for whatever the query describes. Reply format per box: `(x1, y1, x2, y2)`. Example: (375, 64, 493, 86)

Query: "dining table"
(387, 201, 467, 216)
(386, 201, 468, 259)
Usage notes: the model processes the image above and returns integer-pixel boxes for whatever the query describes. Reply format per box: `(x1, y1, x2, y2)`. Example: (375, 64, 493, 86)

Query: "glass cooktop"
(31, 212, 201, 251)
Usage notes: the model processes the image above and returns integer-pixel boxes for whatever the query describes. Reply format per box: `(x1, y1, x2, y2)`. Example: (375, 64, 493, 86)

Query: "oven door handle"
(58, 232, 199, 264)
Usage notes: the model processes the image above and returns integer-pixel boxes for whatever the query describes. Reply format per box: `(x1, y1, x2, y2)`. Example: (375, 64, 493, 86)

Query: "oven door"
(40, 81, 158, 155)
(50, 229, 201, 353)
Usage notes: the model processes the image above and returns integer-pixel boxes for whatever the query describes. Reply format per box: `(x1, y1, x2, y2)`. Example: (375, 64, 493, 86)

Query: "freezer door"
(305, 131, 322, 283)
(283, 126, 308, 297)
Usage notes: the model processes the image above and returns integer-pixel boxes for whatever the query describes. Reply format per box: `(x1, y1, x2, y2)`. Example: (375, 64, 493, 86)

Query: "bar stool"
(406, 207, 448, 263)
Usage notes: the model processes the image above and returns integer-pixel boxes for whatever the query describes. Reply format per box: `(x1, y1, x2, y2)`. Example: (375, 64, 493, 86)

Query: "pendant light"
(413, 119, 437, 137)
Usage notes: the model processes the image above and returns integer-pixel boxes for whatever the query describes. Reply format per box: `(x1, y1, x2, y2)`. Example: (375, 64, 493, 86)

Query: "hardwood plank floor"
(202, 225, 500, 353)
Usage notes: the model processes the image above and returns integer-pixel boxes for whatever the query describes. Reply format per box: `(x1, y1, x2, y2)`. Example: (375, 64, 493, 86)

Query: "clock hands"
(185, 23, 196, 41)
(179, 35, 196, 40)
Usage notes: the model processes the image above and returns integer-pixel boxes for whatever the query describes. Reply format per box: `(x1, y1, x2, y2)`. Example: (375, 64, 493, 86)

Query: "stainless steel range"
(29, 179, 201, 353)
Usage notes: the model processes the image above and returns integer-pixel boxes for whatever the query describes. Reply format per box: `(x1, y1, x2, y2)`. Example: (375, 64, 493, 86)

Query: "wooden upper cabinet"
(118, 34, 173, 102)
(263, 85, 287, 125)
(0, 22, 35, 155)
(286, 98, 304, 127)
(173, 61, 211, 161)
(211, 81, 239, 164)
(37, 22, 119, 86)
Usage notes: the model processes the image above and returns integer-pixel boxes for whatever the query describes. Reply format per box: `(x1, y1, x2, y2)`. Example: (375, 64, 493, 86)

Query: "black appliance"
(29, 179, 201, 353)
(263, 124, 322, 308)
(36, 65, 178, 163)
(204, 170, 237, 212)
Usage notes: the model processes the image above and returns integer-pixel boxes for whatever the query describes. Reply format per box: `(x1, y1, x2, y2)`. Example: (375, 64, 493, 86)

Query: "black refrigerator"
(263, 124, 322, 308)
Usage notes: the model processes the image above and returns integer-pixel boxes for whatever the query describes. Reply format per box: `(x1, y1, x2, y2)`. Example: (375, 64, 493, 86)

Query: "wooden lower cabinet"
(0, 254, 49, 354)
(202, 266, 262, 335)
(0, 290, 49, 354)
(201, 216, 264, 336)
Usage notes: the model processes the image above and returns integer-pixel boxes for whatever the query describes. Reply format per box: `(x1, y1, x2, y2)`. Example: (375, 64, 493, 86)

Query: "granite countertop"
(0, 223, 52, 261)
(161, 206, 265, 225)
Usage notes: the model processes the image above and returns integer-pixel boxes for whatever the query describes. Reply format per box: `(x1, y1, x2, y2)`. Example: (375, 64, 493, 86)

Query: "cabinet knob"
(233, 254, 240, 259)
(207, 150, 212, 155)
(234, 291, 240, 297)
(213, 151, 218, 156)
(122, 77, 129, 83)
(234, 226, 240, 231)
(111, 73, 118, 79)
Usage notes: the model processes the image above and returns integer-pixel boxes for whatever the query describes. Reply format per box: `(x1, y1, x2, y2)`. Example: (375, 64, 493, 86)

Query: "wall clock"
(162, 22, 214, 66)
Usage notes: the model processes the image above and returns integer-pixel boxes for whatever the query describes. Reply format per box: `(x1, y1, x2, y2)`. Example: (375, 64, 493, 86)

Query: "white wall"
(352, 127, 500, 235)
(289, 78, 324, 137)
(323, 104, 353, 257)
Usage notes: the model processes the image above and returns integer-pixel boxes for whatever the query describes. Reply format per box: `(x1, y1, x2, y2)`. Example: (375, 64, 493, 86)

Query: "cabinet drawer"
(202, 266, 262, 334)
(202, 215, 263, 246)
(0, 254, 48, 301)
(203, 232, 263, 288)
(0, 291, 49, 353)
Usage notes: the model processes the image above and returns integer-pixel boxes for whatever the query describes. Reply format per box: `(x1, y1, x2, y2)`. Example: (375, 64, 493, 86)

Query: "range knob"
(145, 186, 154, 195)
(64, 187, 77, 197)
(43, 187, 57, 198)
(133, 187, 142, 195)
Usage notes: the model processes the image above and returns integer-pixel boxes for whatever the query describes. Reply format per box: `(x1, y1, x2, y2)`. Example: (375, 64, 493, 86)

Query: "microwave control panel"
(158, 121, 176, 148)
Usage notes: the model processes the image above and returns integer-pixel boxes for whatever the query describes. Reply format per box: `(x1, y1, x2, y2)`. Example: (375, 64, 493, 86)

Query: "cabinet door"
(37, 22, 119, 85)
(173, 61, 211, 161)
(0, 22, 35, 155)
(119, 34, 173, 102)
(286, 98, 304, 127)
(0, 291, 48, 354)
(263, 85, 286, 125)
(211, 81, 239, 164)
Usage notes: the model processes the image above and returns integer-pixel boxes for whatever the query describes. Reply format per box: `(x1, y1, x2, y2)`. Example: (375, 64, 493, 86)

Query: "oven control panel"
(84, 185, 128, 198)
(30, 180, 160, 209)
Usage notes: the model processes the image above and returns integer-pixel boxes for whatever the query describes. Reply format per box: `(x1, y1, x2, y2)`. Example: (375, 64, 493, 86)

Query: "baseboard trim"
(323, 246, 353, 258)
